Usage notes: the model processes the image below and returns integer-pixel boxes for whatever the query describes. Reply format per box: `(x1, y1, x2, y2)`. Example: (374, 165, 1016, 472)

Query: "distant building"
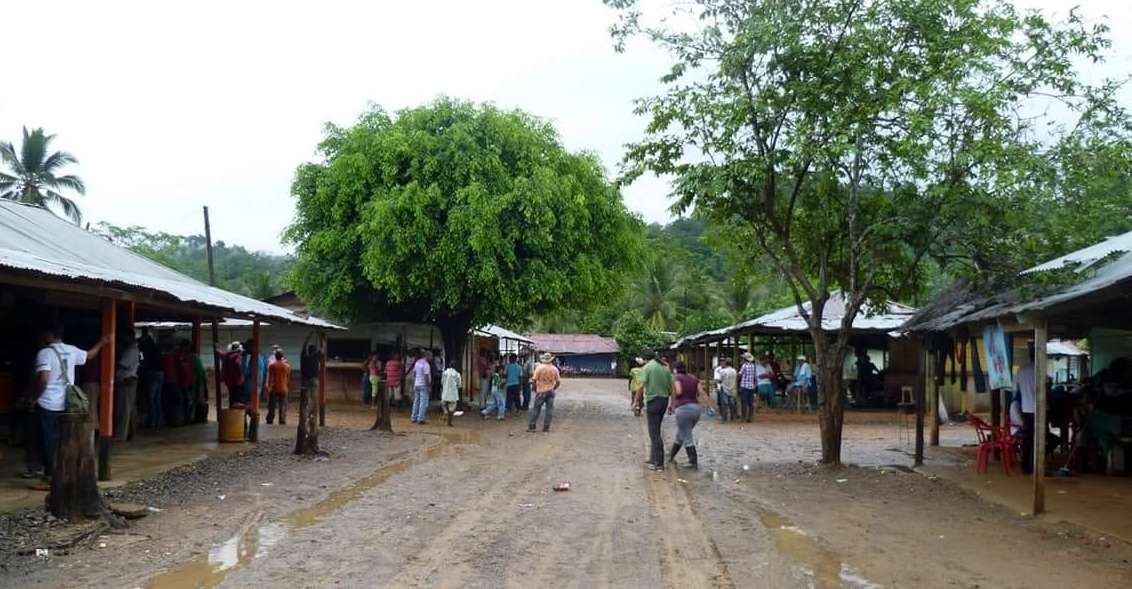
(528, 333, 620, 376)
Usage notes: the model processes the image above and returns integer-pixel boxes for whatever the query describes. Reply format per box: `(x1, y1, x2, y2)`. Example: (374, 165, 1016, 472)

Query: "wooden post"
(191, 318, 203, 423)
(248, 320, 261, 442)
(318, 331, 327, 426)
(48, 414, 103, 519)
(212, 319, 222, 428)
(914, 340, 926, 466)
(1033, 320, 1048, 515)
(97, 298, 116, 481)
(930, 349, 940, 447)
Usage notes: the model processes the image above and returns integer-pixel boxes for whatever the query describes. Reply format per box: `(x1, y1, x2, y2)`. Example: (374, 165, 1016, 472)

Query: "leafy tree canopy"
(285, 98, 642, 358)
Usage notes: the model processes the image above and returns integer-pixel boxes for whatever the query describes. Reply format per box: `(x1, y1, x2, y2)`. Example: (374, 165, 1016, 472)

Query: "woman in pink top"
(384, 354, 403, 404)
(667, 361, 705, 469)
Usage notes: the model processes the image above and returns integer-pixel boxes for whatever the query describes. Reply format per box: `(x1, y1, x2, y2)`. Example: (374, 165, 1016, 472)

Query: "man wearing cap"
(528, 352, 560, 432)
(738, 352, 757, 422)
(216, 342, 246, 407)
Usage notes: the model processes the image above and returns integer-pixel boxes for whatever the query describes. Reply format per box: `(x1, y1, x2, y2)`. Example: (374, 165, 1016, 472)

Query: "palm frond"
(0, 141, 23, 174)
(47, 174, 86, 194)
(19, 127, 50, 175)
(43, 190, 82, 223)
(41, 150, 79, 174)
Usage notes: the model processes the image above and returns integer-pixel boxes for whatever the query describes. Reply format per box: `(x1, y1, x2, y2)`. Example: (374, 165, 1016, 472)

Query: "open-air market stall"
(0, 201, 336, 505)
(904, 229, 1132, 515)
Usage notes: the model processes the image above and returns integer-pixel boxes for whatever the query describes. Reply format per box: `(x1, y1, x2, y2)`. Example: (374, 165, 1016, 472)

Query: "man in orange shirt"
(527, 352, 560, 433)
(266, 349, 291, 425)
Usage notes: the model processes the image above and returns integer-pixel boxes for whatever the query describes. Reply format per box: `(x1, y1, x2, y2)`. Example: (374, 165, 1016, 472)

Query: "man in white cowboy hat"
(738, 351, 757, 422)
(528, 352, 560, 432)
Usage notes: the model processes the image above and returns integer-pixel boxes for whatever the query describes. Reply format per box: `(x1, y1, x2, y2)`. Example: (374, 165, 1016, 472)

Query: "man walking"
(441, 363, 462, 427)
(641, 351, 675, 470)
(528, 352, 560, 432)
(716, 357, 738, 422)
(521, 352, 535, 410)
(504, 354, 522, 415)
(410, 349, 432, 424)
(35, 325, 110, 481)
(266, 349, 291, 425)
(738, 352, 757, 422)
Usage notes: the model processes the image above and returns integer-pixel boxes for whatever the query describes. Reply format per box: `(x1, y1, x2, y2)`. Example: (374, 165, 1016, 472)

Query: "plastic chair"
(969, 415, 1013, 475)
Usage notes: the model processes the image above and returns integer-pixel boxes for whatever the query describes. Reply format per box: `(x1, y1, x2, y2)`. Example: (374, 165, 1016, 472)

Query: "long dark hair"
(674, 361, 687, 374)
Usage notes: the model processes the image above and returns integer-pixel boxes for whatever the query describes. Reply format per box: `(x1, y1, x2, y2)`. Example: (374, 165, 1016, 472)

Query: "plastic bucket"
(218, 408, 246, 443)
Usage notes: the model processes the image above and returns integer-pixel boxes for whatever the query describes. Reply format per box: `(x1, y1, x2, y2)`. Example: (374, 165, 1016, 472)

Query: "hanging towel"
(971, 337, 987, 393)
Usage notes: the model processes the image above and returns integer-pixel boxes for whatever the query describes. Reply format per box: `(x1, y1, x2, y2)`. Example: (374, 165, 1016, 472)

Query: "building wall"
(556, 353, 618, 376)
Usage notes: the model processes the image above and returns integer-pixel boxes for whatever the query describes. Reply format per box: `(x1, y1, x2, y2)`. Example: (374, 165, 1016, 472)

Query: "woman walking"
(668, 361, 706, 469)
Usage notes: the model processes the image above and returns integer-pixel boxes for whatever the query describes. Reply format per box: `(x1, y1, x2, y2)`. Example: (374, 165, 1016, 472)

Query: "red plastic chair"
(970, 416, 1013, 475)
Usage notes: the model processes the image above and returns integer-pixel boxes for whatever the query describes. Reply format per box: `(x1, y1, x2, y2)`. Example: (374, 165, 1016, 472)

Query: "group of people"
(217, 333, 323, 426)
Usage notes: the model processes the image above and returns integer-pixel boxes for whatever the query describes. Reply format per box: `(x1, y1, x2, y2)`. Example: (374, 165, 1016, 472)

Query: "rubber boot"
(684, 446, 699, 469)
(667, 443, 683, 465)
(446, 410, 453, 427)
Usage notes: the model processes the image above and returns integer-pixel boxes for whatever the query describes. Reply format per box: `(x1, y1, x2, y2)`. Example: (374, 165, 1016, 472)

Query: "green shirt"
(641, 360, 673, 402)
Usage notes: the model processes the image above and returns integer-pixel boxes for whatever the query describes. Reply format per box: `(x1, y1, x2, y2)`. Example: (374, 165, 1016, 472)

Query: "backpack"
(51, 345, 90, 415)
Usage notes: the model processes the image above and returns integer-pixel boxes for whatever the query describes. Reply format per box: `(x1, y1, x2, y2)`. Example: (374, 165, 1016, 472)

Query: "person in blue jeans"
(504, 354, 523, 414)
(410, 349, 432, 424)
(481, 367, 506, 420)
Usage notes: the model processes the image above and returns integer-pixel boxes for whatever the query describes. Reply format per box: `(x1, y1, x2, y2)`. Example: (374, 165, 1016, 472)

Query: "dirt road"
(7, 378, 1132, 588)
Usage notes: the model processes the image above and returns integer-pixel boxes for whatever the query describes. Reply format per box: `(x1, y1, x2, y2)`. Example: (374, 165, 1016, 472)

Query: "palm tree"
(0, 127, 86, 222)
(719, 277, 756, 323)
(636, 257, 681, 331)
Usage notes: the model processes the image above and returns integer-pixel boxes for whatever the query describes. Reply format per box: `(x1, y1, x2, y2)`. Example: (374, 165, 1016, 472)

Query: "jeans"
(37, 405, 62, 478)
(142, 370, 165, 428)
(758, 383, 777, 409)
(228, 382, 247, 408)
(113, 377, 138, 441)
(505, 384, 521, 412)
(521, 382, 531, 409)
(482, 388, 506, 419)
(362, 374, 373, 405)
(717, 388, 737, 422)
(412, 385, 430, 423)
(267, 394, 288, 424)
(739, 387, 756, 422)
(479, 377, 491, 407)
(646, 397, 667, 466)
(1021, 412, 1035, 475)
(528, 392, 555, 430)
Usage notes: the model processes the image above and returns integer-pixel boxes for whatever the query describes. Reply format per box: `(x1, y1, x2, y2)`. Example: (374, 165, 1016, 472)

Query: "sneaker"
(20, 468, 43, 479)
(496, 417, 504, 421)
(542, 427, 550, 433)
(527, 427, 536, 433)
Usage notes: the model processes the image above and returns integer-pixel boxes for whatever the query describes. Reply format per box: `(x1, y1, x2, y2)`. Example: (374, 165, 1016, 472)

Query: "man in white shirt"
(35, 325, 110, 480)
(1013, 345, 1037, 475)
(715, 358, 738, 422)
(440, 365, 462, 427)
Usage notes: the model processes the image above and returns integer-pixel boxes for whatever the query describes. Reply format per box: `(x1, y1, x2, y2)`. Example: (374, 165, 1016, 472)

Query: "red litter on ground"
(554, 482, 571, 492)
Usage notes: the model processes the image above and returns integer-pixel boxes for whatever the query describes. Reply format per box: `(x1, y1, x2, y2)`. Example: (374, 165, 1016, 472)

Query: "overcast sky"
(2, 0, 1128, 252)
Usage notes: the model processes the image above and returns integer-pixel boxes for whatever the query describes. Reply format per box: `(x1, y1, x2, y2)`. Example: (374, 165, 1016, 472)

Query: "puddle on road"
(145, 432, 469, 588)
(754, 507, 878, 589)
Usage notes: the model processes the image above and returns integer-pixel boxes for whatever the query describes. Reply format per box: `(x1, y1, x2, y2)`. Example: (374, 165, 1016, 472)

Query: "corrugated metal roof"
(0, 201, 339, 328)
(474, 324, 533, 344)
(672, 292, 916, 347)
(529, 333, 619, 355)
(905, 229, 1132, 333)
(1047, 340, 1087, 357)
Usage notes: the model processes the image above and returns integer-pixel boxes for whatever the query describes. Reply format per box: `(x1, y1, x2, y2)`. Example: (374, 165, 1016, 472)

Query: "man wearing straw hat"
(528, 352, 560, 432)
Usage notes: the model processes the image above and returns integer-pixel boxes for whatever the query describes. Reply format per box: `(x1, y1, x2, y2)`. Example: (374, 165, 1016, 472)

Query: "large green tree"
(608, 0, 1130, 463)
(286, 98, 641, 369)
(0, 127, 86, 223)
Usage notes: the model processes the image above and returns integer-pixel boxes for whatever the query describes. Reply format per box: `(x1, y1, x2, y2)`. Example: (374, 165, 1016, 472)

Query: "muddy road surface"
(6, 379, 1131, 588)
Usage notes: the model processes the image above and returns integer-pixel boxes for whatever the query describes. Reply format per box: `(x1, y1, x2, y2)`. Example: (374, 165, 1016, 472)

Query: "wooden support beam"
(212, 318, 222, 430)
(98, 298, 116, 481)
(1033, 320, 1048, 515)
(318, 331, 327, 426)
(930, 349, 940, 447)
(248, 320, 261, 442)
(914, 340, 926, 466)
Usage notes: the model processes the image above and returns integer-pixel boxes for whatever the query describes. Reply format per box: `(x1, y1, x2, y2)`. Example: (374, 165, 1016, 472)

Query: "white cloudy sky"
(2, 0, 1128, 252)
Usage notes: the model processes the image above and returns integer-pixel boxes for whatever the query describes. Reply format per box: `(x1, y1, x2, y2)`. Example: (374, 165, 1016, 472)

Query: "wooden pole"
(248, 320, 261, 442)
(97, 299, 116, 481)
(318, 330, 327, 426)
(48, 414, 102, 519)
(1033, 320, 1048, 515)
(930, 349, 940, 446)
(914, 340, 926, 466)
(203, 206, 223, 431)
(191, 318, 203, 423)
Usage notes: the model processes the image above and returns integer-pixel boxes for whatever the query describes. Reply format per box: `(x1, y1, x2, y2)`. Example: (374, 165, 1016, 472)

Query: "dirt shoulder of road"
(0, 426, 429, 588)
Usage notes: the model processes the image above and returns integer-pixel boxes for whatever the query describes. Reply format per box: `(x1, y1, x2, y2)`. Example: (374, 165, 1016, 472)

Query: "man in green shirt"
(640, 351, 675, 470)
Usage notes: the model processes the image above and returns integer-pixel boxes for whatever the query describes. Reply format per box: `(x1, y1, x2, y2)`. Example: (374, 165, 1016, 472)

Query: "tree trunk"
(813, 334, 847, 466)
(48, 414, 104, 520)
(370, 378, 392, 432)
(294, 384, 319, 455)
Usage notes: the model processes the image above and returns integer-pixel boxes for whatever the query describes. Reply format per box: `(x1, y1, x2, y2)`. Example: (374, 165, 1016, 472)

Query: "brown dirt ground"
(3, 378, 1131, 588)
